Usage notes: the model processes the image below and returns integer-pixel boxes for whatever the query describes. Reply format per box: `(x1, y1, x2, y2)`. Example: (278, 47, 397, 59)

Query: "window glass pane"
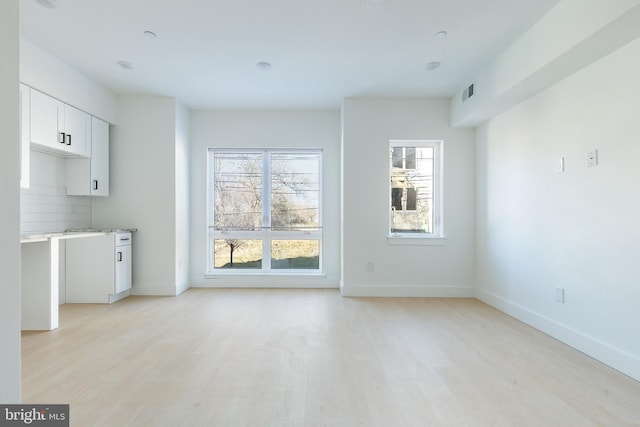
(405, 147, 416, 169)
(213, 152, 262, 230)
(391, 188, 403, 211)
(271, 240, 319, 269)
(406, 188, 417, 210)
(271, 153, 320, 230)
(214, 239, 262, 269)
(390, 145, 435, 234)
(391, 147, 403, 168)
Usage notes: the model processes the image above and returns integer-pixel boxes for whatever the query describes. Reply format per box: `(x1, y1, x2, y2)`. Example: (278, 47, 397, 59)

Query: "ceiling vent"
(462, 83, 475, 102)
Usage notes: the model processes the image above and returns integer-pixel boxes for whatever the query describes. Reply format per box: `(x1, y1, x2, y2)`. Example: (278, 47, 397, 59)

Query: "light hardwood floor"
(22, 289, 640, 426)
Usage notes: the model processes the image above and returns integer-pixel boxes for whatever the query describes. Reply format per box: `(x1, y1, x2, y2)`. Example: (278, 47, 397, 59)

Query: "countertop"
(65, 228, 138, 233)
(21, 228, 137, 243)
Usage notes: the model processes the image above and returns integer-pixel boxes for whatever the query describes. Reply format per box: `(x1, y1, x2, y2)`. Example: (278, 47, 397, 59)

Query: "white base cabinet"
(66, 233, 132, 303)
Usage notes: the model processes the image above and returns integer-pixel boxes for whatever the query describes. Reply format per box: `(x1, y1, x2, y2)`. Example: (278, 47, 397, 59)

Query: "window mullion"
(262, 152, 272, 270)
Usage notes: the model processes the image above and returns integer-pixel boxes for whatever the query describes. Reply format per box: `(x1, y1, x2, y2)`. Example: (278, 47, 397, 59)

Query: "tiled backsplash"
(20, 150, 92, 234)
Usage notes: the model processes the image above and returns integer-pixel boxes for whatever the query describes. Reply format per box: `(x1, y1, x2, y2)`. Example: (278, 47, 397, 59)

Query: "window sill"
(387, 235, 446, 246)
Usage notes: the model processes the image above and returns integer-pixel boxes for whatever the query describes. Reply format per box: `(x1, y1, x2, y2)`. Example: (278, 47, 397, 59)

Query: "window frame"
(207, 148, 323, 274)
(388, 140, 444, 243)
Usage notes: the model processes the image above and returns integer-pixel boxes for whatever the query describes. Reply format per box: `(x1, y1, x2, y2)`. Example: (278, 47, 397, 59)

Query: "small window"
(389, 140, 443, 237)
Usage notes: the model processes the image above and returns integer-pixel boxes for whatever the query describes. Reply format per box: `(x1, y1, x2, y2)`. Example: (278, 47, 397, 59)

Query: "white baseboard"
(190, 282, 339, 289)
(476, 288, 640, 382)
(340, 283, 475, 297)
(130, 284, 182, 297)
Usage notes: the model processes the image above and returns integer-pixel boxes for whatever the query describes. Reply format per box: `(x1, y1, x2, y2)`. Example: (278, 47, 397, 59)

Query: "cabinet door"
(19, 84, 30, 189)
(90, 117, 109, 196)
(115, 245, 132, 294)
(65, 235, 115, 303)
(64, 104, 91, 157)
(30, 89, 64, 152)
(66, 117, 109, 196)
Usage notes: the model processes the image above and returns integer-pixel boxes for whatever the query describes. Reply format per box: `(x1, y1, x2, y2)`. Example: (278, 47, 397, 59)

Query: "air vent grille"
(462, 83, 475, 102)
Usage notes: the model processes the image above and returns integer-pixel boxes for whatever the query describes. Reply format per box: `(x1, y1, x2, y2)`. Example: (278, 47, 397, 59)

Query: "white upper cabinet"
(20, 84, 30, 189)
(66, 117, 109, 197)
(63, 104, 91, 157)
(90, 117, 109, 196)
(30, 88, 63, 152)
(29, 89, 91, 157)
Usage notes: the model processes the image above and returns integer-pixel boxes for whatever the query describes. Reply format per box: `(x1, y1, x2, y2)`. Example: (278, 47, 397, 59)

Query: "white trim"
(340, 283, 474, 298)
(130, 284, 183, 297)
(476, 288, 640, 382)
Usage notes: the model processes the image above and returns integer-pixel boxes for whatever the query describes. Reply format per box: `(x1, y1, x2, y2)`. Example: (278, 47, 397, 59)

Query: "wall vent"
(462, 83, 475, 102)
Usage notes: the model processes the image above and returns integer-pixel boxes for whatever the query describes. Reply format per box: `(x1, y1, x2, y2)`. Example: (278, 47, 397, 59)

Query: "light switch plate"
(587, 149, 598, 167)
(555, 157, 564, 172)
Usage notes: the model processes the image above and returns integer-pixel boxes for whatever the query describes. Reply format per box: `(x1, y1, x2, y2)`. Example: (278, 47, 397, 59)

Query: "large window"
(208, 149, 322, 273)
(389, 140, 443, 238)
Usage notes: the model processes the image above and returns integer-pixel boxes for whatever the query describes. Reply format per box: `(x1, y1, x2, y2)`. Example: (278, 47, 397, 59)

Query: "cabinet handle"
(93, 180, 98, 190)
(66, 134, 72, 146)
(59, 132, 66, 144)
(117, 251, 123, 262)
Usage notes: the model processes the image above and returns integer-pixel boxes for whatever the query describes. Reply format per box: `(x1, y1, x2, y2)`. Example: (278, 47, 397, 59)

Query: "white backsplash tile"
(20, 151, 92, 234)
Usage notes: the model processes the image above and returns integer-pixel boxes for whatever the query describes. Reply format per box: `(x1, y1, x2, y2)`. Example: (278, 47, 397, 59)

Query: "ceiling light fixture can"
(435, 30, 448, 39)
(256, 61, 272, 71)
(117, 60, 134, 70)
(35, 0, 60, 9)
(367, 0, 385, 10)
(144, 30, 157, 39)
(425, 61, 441, 71)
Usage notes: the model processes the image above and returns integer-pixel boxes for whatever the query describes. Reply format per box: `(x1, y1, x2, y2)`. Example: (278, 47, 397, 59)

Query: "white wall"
(92, 96, 179, 295)
(20, 37, 117, 124)
(475, 37, 640, 381)
(0, 0, 22, 403)
(175, 101, 190, 294)
(189, 110, 341, 288)
(341, 98, 475, 296)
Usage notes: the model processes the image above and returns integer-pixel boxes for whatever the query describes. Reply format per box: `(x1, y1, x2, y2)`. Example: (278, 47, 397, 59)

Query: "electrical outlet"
(587, 149, 598, 167)
(555, 288, 565, 304)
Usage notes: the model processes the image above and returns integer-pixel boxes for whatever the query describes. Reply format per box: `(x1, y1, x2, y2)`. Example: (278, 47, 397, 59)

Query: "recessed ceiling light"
(144, 30, 157, 39)
(435, 30, 448, 39)
(367, 0, 385, 10)
(34, 0, 60, 9)
(117, 60, 134, 70)
(425, 61, 441, 71)
(256, 61, 272, 72)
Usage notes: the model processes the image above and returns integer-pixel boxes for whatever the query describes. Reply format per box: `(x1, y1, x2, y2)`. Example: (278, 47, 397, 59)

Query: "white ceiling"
(20, 0, 560, 110)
